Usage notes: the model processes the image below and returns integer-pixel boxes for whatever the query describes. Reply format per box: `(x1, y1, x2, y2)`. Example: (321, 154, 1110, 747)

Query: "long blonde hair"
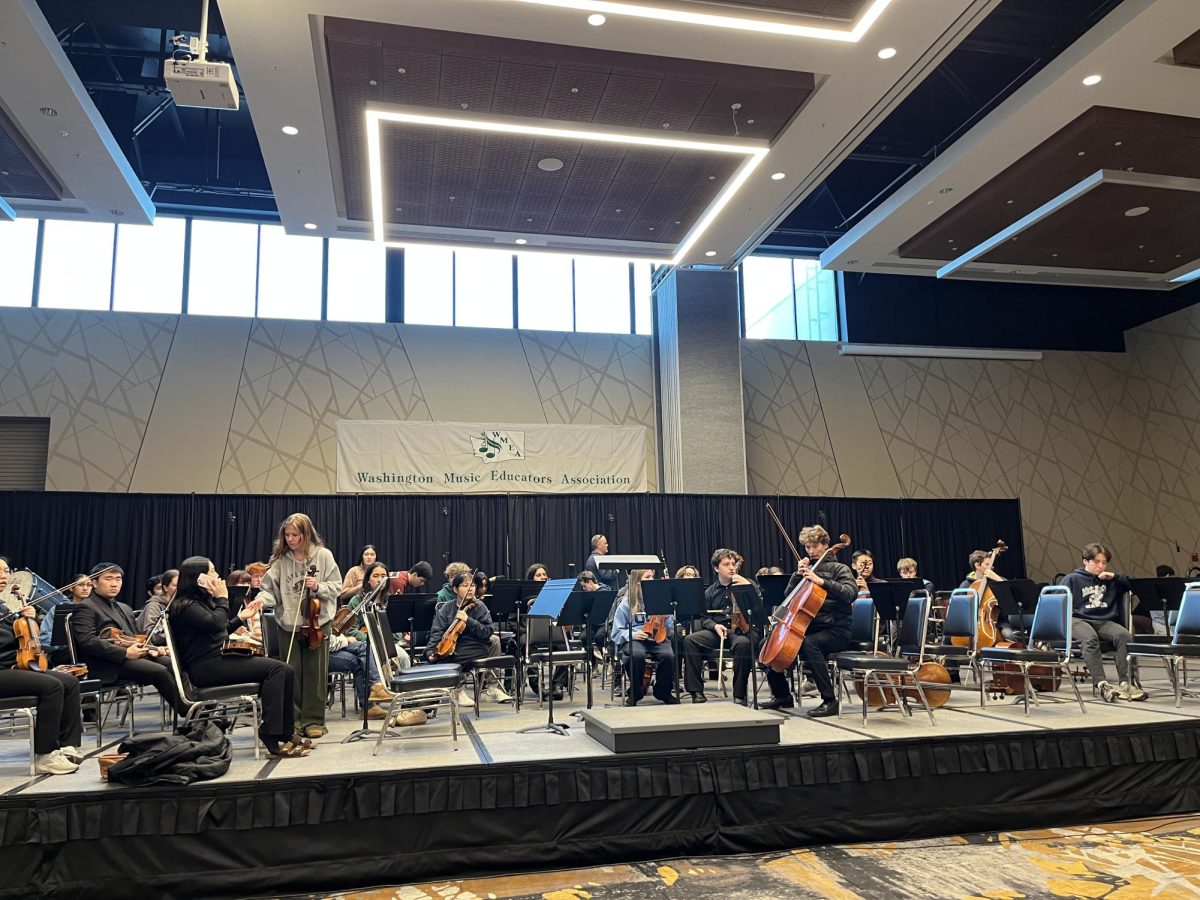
(270, 513, 324, 561)
(626, 568, 654, 614)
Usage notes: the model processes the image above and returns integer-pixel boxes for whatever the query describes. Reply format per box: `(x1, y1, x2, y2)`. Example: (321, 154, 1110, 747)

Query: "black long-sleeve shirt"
(169, 596, 240, 673)
(700, 579, 763, 632)
(428, 598, 496, 658)
(784, 560, 857, 631)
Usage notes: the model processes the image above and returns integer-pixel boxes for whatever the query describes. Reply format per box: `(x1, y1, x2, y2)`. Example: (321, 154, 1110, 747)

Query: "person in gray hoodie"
(1059, 543, 1147, 702)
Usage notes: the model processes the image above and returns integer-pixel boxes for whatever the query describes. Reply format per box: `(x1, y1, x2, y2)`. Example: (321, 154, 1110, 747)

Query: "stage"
(3, 672, 1200, 899)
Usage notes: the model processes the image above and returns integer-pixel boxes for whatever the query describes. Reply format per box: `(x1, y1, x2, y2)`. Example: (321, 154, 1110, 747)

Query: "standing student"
(255, 513, 342, 739)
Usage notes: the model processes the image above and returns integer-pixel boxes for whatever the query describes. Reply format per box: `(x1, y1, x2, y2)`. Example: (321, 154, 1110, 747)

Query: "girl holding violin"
(762, 525, 857, 717)
(329, 561, 390, 717)
(611, 569, 678, 706)
(0, 557, 83, 775)
(255, 514, 342, 740)
(168, 557, 308, 758)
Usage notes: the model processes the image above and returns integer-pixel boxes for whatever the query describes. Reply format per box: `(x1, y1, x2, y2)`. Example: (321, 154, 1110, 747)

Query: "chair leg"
(450, 692, 459, 747)
(1066, 663, 1086, 714)
(907, 674, 936, 726)
(26, 710, 36, 777)
(473, 672, 482, 720)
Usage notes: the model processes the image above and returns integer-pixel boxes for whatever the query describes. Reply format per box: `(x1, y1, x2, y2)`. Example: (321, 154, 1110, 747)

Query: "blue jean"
(328, 640, 379, 705)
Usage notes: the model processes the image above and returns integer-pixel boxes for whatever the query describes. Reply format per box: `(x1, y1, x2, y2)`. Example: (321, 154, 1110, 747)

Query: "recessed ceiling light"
(281, 125, 299, 136)
(39, 107, 57, 117)
(705, 250, 717, 257)
(1124, 206, 1150, 217)
(510, 0, 895, 42)
(587, 13, 606, 26)
(58, 130, 69, 137)
(538, 157, 564, 172)
(938, 187, 953, 194)
(877, 47, 897, 59)
(303, 222, 317, 230)
(109, 209, 124, 216)
(770, 172, 786, 180)
(515, 238, 527, 244)
(1082, 74, 1102, 86)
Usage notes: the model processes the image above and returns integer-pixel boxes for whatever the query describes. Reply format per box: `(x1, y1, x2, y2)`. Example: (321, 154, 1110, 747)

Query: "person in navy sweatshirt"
(1059, 543, 1147, 702)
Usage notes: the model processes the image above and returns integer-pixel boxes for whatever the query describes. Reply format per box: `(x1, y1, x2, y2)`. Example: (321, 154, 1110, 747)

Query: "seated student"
(435, 562, 472, 607)
(141, 575, 163, 613)
(896, 557, 935, 593)
(684, 549, 756, 706)
(71, 563, 190, 718)
(961, 549, 1019, 642)
(1060, 543, 1147, 702)
(329, 561, 390, 720)
(166, 556, 308, 758)
(427, 572, 511, 707)
(0, 559, 83, 774)
(388, 561, 433, 596)
(338, 544, 378, 602)
(515, 564, 569, 699)
(41, 574, 93, 667)
(138, 569, 177, 635)
(612, 569, 678, 706)
(578, 572, 613, 661)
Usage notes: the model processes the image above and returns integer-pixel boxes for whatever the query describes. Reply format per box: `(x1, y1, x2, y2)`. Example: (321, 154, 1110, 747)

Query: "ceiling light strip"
(936, 170, 1106, 279)
(672, 149, 767, 264)
(1170, 266, 1200, 284)
(383, 238, 672, 266)
(506, 0, 893, 41)
(0, 197, 15, 222)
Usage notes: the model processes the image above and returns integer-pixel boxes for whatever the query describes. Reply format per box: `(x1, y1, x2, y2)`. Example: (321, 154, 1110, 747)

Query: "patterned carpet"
(309, 815, 1200, 899)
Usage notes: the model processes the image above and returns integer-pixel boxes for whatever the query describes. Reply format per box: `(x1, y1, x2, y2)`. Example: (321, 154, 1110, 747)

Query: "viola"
(11, 587, 49, 672)
(221, 628, 266, 657)
(644, 614, 669, 644)
(729, 557, 752, 635)
(434, 599, 477, 659)
(296, 565, 323, 650)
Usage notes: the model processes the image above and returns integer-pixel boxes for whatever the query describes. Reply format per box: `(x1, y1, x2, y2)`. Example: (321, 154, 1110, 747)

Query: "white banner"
(336, 420, 648, 494)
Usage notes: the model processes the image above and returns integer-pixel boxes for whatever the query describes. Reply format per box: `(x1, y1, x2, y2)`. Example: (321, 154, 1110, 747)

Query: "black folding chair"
(1127, 582, 1200, 707)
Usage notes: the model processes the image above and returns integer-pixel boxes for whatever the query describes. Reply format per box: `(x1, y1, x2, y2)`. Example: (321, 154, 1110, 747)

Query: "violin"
(331, 577, 388, 636)
(100, 626, 153, 649)
(433, 598, 477, 659)
(296, 565, 323, 650)
(728, 557, 751, 635)
(11, 587, 49, 672)
(644, 614, 669, 644)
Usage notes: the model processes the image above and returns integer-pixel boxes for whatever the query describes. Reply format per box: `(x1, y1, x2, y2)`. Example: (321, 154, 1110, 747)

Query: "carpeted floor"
(301, 814, 1200, 899)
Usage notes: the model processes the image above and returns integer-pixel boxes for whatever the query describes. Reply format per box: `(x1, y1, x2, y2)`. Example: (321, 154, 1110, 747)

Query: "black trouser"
(105, 656, 190, 717)
(683, 628, 752, 700)
(621, 639, 675, 703)
(190, 656, 296, 742)
(0, 669, 83, 754)
(766, 626, 850, 703)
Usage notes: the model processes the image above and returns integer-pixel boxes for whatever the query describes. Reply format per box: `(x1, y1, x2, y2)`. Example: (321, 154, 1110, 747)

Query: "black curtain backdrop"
(0, 491, 1025, 607)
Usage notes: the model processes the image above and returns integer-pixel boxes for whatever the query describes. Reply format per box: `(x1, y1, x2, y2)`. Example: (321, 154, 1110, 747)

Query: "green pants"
(286, 624, 330, 728)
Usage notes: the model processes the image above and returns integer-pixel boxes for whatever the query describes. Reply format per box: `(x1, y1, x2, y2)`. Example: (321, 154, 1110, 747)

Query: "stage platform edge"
(579, 703, 780, 752)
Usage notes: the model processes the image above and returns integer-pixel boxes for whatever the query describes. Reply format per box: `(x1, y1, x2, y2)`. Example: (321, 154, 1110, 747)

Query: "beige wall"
(0, 309, 657, 493)
(3, 302, 1198, 582)
(741, 303, 1200, 582)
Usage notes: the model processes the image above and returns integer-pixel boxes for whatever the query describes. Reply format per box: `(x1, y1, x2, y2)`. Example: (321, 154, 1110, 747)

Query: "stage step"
(579, 703, 781, 753)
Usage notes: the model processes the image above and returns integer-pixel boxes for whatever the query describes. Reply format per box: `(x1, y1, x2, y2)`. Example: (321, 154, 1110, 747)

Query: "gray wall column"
(654, 268, 747, 494)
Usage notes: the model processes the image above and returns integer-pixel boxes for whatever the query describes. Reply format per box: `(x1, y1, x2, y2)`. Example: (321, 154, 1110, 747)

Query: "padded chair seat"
(835, 654, 910, 673)
(829, 643, 874, 658)
(78, 678, 101, 693)
(1129, 635, 1172, 645)
(391, 668, 461, 692)
(1128, 642, 1200, 658)
(0, 696, 37, 712)
(922, 644, 971, 658)
(193, 682, 261, 702)
(411, 662, 462, 674)
(466, 655, 517, 669)
(979, 647, 1059, 663)
(528, 650, 588, 664)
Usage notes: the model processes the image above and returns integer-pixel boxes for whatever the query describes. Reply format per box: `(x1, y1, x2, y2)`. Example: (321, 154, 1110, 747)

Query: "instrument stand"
(518, 579, 578, 737)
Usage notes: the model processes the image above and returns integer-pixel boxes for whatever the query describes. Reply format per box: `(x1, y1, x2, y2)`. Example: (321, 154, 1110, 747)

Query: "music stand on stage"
(521, 578, 581, 736)
(579, 588, 616, 709)
(386, 593, 439, 657)
(988, 580, 1045, 636)
(729, 581, 769, 707)
(756, 574, 791, 613)
(488, 579, 543, 692)
(1130, 577, 1187, 634)
(867, 581, 921, 649)
(642, 578, 708, 699)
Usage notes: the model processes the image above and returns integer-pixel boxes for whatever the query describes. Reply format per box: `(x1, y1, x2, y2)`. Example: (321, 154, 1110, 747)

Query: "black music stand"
(988, 580, 1044, 637)
(579, 588, 616, 710)
(756, 574, 791, 613)
(729, 582, 769, 708)
(1130, 578, 1187, 634)
(642, 579, 708, 699)
(386, 594, 439, 658)
(520, 579, 578, 736)
(489, 579, 545, 695)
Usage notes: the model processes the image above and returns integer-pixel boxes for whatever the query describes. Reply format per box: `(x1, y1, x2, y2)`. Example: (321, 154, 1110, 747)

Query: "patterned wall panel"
(0, 309, 174, 491)
(741, 340, 842, 497)
(218, 321, 432, 493)
(518, 331, 657, 490)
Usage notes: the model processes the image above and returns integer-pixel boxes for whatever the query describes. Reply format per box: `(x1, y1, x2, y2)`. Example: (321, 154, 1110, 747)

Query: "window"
(740, 255, 838, 341)
(327, 238, 385, 323)
(573, 257, 631, 334)
(453, 249, 514, 329)
(112, 217, 186, 313)
(257, 225, 322, 320)
(0, 219, 39, 308)
(403, 246, 454, 326)
(38, 220, 115, 311)
(517, 253, 573, 331)
(188, 220, 259, 317)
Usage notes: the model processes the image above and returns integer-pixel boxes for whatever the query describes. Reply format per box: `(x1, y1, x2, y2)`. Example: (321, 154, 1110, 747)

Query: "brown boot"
(390, 708, 428, 727)
(367, 705, 388, 720)
(368, 683, 393, 702)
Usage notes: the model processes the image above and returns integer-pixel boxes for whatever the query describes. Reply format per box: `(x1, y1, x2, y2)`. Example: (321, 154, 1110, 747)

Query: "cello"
(952, 540, 1007, 649)
(758, 504, 851, 673)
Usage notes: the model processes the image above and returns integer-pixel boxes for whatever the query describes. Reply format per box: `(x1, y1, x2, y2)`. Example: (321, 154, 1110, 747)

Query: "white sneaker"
(59, 746, 84, 764)
(455, 687, 474, 708)
(1098, 681, 1120, 703)
(34, 751, 79, 775)
(1120, 681, 1149, 701)
(483, 683, 513, 703)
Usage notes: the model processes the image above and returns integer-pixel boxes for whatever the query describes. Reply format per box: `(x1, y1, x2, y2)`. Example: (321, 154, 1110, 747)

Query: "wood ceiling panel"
(326, 18, 810, 238)
(900, 107, 1200, 271)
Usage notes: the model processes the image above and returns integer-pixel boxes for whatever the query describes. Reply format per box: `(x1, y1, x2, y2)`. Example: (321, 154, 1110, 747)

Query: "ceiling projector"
(165, 58, 240, 110)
